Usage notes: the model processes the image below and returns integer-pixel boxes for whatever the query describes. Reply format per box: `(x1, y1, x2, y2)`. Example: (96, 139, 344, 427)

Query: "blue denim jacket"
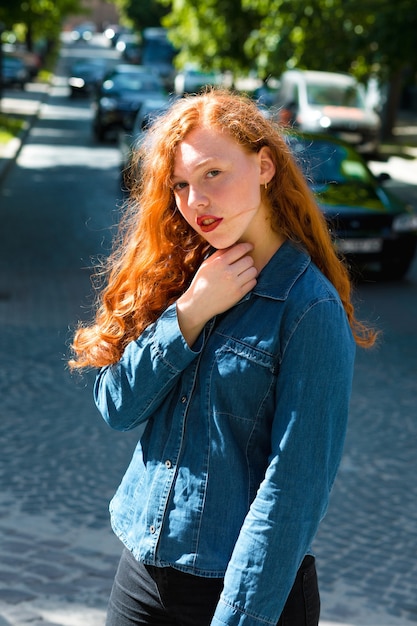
(94, 240, 355, 626)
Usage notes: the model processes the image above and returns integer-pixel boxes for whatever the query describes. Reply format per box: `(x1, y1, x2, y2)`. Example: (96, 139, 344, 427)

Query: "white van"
(274, 70, 381, 155)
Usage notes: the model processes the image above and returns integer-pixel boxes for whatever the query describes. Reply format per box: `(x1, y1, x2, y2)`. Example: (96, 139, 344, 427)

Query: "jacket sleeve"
(94, 303, 203, 431)
(211, 298, 356, 626)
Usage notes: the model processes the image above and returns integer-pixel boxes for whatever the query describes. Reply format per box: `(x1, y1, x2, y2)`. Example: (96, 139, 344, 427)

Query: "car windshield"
(142, 39, 176, 65)
(306, 82, 365, 108)
(103, 74, 162, 92)
(289, 137, 375, 185)
(72, 60, 105, 73)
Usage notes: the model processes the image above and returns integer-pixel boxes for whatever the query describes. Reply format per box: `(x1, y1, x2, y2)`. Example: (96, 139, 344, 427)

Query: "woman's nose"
(188, 185, 208, 208)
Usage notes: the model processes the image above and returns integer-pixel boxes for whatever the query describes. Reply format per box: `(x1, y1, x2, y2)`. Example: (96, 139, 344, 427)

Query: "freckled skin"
(172, 126, 275, 254)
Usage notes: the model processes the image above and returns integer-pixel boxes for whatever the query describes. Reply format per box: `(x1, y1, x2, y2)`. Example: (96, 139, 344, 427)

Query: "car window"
(306, 83, 364, 108)
(142, 39, 176, 65)
(103, 75, 162, 92)
(339, 159, 371, 182)
(290, 138, 374, 185)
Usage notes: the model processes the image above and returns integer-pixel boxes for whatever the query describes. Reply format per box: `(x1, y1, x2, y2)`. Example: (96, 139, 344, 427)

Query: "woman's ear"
(258, 146, 276, 186)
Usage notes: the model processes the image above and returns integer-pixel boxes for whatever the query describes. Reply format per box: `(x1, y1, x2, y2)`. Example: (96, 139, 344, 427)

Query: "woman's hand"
(176, 242, 258, 347)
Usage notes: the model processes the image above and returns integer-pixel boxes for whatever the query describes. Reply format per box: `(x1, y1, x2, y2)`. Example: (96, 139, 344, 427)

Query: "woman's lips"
(196, 215, 223, 233)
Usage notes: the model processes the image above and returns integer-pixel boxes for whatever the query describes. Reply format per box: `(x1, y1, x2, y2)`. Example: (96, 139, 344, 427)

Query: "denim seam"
(281, 297, 341, 361)
(218, 598, 277, 625)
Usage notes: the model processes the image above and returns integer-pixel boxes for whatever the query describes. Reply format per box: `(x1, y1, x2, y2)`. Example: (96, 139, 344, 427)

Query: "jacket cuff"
(211, 599, 274, 626)
(154, 303, 203, 366)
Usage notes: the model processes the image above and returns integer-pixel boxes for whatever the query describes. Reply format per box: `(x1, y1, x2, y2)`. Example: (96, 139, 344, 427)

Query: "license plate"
(336, 238, 383, 253)
(337, 132, 362, 143)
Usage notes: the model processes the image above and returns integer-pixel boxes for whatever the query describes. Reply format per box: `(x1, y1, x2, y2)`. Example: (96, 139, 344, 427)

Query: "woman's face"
(172, 126, 275, 251)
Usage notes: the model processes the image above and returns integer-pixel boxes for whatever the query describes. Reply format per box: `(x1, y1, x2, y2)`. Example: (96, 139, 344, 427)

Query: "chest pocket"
(209, 336, 278, 426)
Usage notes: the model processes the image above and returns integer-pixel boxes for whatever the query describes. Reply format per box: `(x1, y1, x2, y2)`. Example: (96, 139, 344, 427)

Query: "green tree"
(251, 0, 417, 136)
(113, 0, 169, 31)
(160, 0, 261, 73)
(348, 0, 417, 136)
(0, 0, 84, 51)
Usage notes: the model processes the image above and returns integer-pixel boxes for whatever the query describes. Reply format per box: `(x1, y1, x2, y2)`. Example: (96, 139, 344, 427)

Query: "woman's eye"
(173, 181, 188, 191)
(207, 170, 220, 179)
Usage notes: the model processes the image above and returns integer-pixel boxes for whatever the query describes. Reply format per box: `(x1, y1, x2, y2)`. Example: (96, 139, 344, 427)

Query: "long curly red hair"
(69, 89, 376, 369)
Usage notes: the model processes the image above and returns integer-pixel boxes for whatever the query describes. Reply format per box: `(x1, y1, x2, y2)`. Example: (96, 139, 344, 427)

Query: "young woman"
(70, 89, 376, 626)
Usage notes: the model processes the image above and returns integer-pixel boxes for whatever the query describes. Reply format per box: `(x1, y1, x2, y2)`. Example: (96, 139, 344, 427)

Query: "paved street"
(0, 47, 417, 626)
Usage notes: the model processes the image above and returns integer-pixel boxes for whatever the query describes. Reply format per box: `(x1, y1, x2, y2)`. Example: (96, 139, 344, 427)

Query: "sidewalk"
(0, 81, 50, 183)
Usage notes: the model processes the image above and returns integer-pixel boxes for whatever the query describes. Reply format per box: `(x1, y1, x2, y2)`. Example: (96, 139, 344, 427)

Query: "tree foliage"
(160, 0, 261, 73)
(158, 0, 417, 79)
(113, 0, 169, 31)
(157, 0, 417, 133)
(0, 0, 84, 49)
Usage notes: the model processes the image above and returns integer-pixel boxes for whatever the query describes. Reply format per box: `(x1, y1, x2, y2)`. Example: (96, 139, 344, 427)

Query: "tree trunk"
(25, 21, 34, 52)
(381, 67, 404, 140)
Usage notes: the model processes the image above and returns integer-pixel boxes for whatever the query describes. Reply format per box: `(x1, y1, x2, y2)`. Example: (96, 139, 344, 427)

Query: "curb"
(0, 83, 51, 185)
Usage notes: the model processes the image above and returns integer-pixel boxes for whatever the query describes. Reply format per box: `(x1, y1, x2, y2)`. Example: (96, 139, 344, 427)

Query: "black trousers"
(106, 548, 320, 626)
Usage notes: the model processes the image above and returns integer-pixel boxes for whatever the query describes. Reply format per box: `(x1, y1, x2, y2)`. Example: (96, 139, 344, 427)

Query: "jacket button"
(165, 459, 172, 469)
(181, 395, 187, 403)
(150, 525, 156, 534)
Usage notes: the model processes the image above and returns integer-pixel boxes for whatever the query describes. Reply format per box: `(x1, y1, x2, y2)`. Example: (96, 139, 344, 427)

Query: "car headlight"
(69, 77, 85, 88)
(99, 97, 118, 111)
(392, 212, 417, 233)
(319, 115, 331, 128)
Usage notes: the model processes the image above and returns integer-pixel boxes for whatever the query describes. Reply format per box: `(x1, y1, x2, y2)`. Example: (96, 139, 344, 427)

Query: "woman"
(70, 89, 376, 626)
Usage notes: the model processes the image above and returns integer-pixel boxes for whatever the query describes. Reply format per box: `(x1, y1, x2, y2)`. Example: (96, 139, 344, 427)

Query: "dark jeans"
(106, 548, 320, 626)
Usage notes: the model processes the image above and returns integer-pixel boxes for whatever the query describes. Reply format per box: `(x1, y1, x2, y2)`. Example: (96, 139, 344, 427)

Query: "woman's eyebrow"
(172, 156, 219, 181)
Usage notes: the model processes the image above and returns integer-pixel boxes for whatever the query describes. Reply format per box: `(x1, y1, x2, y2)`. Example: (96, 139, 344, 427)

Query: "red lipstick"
(196, 215, 223, 233)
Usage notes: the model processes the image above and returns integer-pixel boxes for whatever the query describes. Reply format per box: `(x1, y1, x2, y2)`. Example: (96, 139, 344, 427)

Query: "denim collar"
(245, 240, 311, 302)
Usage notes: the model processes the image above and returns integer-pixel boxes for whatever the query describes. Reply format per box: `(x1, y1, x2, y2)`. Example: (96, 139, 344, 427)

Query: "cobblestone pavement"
(1, 70, 417, 626)
(313, 279, 417, 626)
(0, 68, 138, 626)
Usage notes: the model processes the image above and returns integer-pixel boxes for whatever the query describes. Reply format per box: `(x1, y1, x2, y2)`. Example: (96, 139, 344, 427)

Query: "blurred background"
(2, 0, 417, 137)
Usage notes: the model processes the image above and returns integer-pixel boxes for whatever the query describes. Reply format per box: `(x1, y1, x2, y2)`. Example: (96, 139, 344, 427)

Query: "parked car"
(92, 64, 166, 142)
(174, 66, 223, 96)
(275, 70, 381, 156)
(2, 43, 42, 78)
(104, 25, 132, 48)
(287, 132, 417, 280)
(104, 24, 122, 46)
(70, 22, 96, 42)
(119, 95, 173, 185)
(115, 33, 142, 64)
(1, 55, 30, 89)
(252, 77, 280, 108)
(67, 58, 108, 98)
(141, 27, 177, 90)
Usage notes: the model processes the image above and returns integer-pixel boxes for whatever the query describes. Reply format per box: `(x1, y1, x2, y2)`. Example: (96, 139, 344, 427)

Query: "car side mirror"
(377, 172, 391, 183)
